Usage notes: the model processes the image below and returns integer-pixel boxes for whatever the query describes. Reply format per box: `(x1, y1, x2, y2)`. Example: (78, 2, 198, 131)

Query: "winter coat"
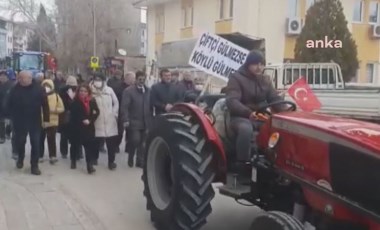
(225, 66, 283, 119)
(176, 80, 196, 100)
(150, 81, 182, 115)
(121, 84, 152, 130)
(0, 80, 15, 117)
(90, 82, 119, 137)
(6, 80, 49, 131)
(58, 85, 75, 133)
(41, 79, 65, 128)
(69, 97, 99, 142)
(54, 79, 66, 91)
(107, 77, 126, 103)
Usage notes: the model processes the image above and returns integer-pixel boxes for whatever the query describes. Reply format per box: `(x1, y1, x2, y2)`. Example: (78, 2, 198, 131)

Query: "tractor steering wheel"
(255, 100, 297, 116)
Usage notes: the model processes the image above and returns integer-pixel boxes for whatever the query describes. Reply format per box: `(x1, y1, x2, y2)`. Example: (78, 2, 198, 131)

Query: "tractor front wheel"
(142, 113, 216, 230)
(250, 211, 304, 230)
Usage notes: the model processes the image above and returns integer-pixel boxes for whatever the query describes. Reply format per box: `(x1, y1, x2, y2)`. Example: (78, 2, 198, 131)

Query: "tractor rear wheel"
(250, 211, 304, 230)
(142, 113, 216, 230)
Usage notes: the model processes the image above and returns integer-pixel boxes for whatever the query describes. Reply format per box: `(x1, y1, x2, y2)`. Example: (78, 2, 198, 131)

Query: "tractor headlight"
(268, 132, 280, 149)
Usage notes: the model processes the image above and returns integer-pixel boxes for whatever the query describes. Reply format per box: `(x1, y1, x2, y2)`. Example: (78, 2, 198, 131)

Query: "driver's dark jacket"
(225, 67, 283, 118)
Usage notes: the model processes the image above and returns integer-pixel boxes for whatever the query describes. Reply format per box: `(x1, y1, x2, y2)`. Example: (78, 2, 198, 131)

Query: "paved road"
(0, 137, 260, 230)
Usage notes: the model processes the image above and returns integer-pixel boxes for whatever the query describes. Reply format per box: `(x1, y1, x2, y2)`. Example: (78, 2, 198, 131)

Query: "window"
(229, 0, 234, 18)
(366, 63, 375, 83)
(219, 0, 224, 19)
(219, 0, 233, 19)
(288, 0, 298, 17)
(181, 6, 193, 27)
(353, 0, 363, 22)
(155, 13, 165, 33)
(369, 1, 379, 23)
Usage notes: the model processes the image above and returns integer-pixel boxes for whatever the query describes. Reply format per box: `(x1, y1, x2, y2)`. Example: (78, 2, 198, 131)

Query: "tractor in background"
(0, 51, 57, 78)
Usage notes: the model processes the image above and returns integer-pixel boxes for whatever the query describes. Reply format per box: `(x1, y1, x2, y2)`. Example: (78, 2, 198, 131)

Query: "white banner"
(188, 32, 249, 80)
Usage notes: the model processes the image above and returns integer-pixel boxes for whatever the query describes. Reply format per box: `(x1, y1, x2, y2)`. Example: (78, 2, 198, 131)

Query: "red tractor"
(142, 95, 380, 230)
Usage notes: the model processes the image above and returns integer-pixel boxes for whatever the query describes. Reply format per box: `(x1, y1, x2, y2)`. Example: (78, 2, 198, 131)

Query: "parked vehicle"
(263, 62, 380, 123)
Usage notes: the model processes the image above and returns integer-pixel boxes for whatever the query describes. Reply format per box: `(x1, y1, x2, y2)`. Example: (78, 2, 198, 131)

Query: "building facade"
(0, 16, 31, 59)
(134, 0, 380, 83)
(12, 23, 31, 52)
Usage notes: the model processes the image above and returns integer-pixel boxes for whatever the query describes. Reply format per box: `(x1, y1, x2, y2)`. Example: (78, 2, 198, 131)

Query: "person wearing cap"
(58, 76, 78, 159)
(90, 72, 119, 170)
(225, 50, 284, 167)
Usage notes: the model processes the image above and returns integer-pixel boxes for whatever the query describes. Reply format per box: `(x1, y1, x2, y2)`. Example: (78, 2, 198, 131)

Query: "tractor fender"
(172, 103, 227, 183)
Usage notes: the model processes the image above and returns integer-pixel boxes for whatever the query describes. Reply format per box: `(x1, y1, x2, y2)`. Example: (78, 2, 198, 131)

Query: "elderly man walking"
(6, 71, 50, 175)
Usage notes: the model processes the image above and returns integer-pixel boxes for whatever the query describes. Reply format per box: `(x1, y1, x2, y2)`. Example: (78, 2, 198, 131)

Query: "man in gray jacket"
(121, 70, 152, 168)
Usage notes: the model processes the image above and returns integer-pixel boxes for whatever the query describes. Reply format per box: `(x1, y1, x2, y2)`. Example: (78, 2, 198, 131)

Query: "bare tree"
(55, 0, 127, 73)
(2, 0, 56, 50)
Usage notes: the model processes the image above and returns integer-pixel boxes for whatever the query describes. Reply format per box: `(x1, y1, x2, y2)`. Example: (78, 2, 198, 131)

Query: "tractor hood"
(272, 112, 380, 155)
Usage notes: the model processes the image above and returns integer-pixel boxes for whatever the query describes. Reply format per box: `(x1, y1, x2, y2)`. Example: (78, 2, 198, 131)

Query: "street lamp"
(92, 0, 96, 56)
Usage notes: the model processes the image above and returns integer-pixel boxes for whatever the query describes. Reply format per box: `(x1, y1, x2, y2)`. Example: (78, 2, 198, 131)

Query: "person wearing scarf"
(69, 84, 100, 173)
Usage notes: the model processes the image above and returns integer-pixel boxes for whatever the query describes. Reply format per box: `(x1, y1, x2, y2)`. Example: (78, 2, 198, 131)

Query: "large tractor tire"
(142, 113, 216, 230)
(250, 211, 304, 230)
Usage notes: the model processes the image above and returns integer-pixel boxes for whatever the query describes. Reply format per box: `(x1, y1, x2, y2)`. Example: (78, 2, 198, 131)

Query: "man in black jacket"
(121, 71, 152, 168)
(150, 68, 182, 115)
(7, 70, 50, 175)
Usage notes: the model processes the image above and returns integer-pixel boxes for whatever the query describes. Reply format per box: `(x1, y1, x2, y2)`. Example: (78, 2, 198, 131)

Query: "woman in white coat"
(90, 73, 119, 170)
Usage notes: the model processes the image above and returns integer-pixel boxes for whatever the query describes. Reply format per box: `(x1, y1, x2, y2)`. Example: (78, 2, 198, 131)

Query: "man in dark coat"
(176, 70, 198, 102)
(0, 70, 14, 143)
(6, 70, 50, 175)
(226, 50, 284, 165)
(150, 68, 182, 115)
(58, 76, 78, 159)
(107, 69, 124, 102)
(54, 71, 66, 90)
(121, 70, 152, 168)
(108, 70, 133, 152)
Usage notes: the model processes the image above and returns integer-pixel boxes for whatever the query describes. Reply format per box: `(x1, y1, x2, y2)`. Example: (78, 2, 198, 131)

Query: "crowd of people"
(0, 67, 199, 176)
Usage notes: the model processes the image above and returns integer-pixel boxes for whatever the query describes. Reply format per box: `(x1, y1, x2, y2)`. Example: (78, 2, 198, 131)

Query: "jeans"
(94, 136, 117, 164)
(14, 126, 41, 168)
(83, 139, 97, 165)
(0, 118, 5, 141)
(60, 131, 69, 156)
(128, 129, 146, 164)
(40, 127, 57, 158)
(230, 117, 264, 162)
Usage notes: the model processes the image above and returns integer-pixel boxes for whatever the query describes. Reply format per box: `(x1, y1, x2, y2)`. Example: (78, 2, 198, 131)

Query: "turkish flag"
(287, 77, 321, 112)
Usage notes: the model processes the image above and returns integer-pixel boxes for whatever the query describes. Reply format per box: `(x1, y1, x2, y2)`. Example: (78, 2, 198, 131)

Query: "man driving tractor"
(225, 50, 285, 168)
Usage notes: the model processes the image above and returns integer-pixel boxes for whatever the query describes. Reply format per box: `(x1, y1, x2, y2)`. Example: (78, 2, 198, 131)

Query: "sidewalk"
(0, 173, 105, 230)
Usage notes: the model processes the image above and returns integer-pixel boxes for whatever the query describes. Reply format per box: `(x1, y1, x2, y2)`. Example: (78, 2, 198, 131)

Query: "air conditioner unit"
(372, 24, 380, 38)
(286, 17, 302, 35)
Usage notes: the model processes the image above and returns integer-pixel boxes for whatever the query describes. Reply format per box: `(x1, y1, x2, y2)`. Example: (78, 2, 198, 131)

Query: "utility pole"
(92, 0, 96, 56)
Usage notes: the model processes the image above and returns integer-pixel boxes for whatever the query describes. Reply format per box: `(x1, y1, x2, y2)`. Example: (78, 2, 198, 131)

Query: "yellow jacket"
(41, 79, 65, 127)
